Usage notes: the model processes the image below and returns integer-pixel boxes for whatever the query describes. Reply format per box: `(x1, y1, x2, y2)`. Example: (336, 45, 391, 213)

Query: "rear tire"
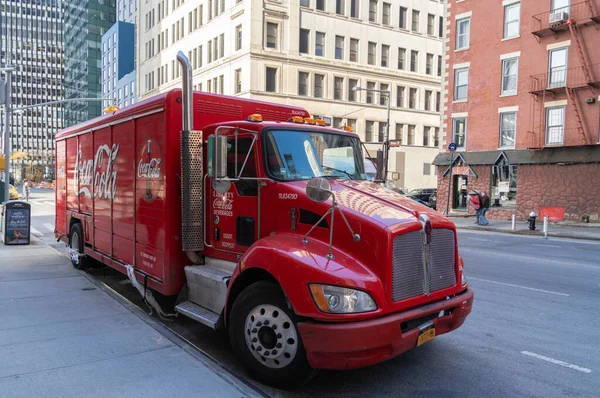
(229, 281, 316, 389)
(68, 223, 91, 270)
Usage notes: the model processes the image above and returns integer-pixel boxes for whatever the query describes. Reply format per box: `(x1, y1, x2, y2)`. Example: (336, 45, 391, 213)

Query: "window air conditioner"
(549, 11, 568, 26)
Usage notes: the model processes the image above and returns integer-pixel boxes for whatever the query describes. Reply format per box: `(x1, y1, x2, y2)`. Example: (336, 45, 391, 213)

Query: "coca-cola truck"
(55, 53, 473, 387)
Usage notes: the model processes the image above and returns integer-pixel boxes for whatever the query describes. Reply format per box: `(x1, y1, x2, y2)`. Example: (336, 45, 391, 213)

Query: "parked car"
(428, 191, 437, 210)
(9, 184, 19, 200)
(407, 188, 437, 204)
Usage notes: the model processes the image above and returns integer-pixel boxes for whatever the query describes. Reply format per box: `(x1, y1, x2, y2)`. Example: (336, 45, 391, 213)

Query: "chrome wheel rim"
(70, 231, 80, 265)
(244, 304, 298, 369)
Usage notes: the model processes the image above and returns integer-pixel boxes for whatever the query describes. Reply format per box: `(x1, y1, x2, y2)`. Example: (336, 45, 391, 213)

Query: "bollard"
(543, 215, 548, 239)
(511, 214, 516, 230)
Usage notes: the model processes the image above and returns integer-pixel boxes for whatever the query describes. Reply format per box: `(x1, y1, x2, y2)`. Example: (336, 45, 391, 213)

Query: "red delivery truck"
(55, 52, 473, 388)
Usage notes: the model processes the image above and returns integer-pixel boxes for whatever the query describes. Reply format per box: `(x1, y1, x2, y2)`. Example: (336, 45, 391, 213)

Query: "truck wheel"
(229, 281, 316, 388)
(68, 223, 90, 270)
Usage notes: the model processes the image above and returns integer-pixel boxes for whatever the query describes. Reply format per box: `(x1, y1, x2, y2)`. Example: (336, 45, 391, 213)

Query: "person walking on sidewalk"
(479, 191, 490, 226)
(467, 190, 482, 225)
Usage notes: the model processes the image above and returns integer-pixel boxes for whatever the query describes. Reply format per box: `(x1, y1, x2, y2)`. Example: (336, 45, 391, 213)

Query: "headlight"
(462, 272, 467, 285)
(309, 284, 377, 314)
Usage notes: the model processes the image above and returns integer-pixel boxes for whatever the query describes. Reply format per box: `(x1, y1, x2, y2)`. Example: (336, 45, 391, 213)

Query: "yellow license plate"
(417, 327, 435, 347)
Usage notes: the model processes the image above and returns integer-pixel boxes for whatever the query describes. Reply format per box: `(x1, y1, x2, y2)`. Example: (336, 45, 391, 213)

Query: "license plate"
(417, 327, 435, 347)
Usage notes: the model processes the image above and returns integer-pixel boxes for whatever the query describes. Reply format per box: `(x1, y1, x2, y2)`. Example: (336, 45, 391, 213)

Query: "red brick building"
(434, 0, 600, 222)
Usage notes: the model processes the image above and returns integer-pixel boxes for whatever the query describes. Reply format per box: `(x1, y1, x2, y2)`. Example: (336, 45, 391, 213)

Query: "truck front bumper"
(297, 288, 474, 370)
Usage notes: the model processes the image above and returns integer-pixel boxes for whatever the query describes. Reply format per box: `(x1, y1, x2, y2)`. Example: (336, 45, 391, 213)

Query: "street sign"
(448, 142, 457, 152)
(389, 140, 401, 147)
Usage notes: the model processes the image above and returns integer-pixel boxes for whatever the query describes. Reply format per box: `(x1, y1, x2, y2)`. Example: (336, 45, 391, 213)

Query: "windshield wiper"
(322, 165, 354, 180)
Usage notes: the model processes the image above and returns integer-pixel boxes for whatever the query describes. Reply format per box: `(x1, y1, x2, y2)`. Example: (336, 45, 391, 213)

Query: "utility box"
(1, 201, 31, 245)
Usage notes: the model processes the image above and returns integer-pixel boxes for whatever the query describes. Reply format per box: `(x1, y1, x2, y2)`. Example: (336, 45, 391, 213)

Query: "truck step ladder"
(175, 258, 236, 329)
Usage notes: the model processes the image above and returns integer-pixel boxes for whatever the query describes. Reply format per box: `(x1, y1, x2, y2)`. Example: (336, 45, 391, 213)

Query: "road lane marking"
(521, 351, 591, 373)
(466, 237, 490, 242)
(43, 223, 55, 232)
(30, 227, 42, 236)
(44, 201, 55, 205)
(468, 277, 570, 297)
(457, 230, 600, 245)
(532, 243, 561, 248)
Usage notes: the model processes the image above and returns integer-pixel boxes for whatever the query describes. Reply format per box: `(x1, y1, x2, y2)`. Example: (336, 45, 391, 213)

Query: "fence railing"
(532, 1, 597, 33)
(530, 63, 600, 93)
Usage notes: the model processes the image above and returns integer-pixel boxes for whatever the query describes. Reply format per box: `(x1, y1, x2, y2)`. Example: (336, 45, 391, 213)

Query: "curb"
(455, 226, 600, 241)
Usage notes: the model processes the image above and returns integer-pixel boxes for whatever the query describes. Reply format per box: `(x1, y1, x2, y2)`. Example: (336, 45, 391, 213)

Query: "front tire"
(229, 281, 316, 389)
(68, 223, 91, 270)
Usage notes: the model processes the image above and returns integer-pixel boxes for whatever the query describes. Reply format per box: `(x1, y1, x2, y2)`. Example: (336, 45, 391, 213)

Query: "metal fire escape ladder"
(564, 87, 590, 144)
(567, 19, 594, 84)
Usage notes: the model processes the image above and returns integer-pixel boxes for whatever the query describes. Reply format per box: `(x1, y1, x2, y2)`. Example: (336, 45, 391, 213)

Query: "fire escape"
(528, 0, 600, 148)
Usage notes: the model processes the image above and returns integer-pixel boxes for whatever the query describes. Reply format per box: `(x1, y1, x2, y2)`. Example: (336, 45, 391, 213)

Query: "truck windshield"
(264, 129, 367, 181)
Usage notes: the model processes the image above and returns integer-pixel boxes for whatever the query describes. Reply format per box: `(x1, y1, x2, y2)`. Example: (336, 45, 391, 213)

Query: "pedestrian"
(479, 191, 490, 226)
(467, 190, 481, 224)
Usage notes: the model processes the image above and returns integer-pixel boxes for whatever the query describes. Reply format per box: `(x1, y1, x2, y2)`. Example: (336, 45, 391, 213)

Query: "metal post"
(445, 152, 453, 215)
(543, 215, 548, 239)
(383, 92, 390, 185)
(3, 71, 11, 204)
(511, 214, 516, 230)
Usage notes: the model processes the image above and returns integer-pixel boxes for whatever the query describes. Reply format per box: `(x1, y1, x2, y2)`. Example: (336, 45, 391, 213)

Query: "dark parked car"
(407, 188, 437, 203)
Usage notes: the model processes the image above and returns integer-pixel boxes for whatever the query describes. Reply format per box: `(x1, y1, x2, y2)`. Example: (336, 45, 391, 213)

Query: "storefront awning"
(441, 153, 478, 177)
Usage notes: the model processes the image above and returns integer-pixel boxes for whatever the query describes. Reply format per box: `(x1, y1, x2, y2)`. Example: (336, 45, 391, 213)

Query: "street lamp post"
(1, 65, 116, 203)
(352, 85, 391, 185)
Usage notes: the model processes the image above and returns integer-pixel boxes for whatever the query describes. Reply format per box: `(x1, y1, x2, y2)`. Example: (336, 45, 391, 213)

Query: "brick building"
(434, 0, 600, 222)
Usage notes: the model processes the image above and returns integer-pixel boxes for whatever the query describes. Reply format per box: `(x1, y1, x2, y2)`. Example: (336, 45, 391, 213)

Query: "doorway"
(453, 175, 468, 209)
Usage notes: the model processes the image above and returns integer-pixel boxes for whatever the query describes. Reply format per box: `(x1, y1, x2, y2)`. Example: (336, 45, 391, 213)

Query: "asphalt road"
(28, 190, 600, 398)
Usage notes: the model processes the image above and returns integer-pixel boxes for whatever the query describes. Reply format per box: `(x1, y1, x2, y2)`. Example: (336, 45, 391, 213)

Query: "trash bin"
(1, 201, 31, 245)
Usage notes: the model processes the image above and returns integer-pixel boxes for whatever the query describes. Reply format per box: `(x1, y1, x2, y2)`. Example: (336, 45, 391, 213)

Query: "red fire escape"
(528, 0, 600, 148)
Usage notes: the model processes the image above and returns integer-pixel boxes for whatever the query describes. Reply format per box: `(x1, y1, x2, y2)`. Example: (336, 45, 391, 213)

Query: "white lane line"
(468, 277, 570, 297)
(466, 237, 490, 242)
(43, 201, 55, 205)
(43, 223, 55, 232)
(30, 227, 42, 236)
(532, 243, 561, 248)
(521, 351, 592, 374)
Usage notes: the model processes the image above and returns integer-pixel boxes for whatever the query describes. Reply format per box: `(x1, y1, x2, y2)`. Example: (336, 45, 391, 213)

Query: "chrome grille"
(392, 228, 456, 302)
(429, 229, 457, 292)
(392, 231, 426, 302)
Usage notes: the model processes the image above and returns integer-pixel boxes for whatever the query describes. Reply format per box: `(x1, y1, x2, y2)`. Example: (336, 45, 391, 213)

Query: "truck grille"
(392, 228, 456, 302)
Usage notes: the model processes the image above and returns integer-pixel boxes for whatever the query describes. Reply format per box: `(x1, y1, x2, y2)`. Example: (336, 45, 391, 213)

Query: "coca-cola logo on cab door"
(138, 138, 163, 202)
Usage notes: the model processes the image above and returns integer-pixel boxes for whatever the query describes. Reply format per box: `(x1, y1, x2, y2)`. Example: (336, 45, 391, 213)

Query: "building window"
(424, 90, 432, 111)
(349, 79, 358, 101)
(549, 47, 568, 88)
(500, 112, 516, 148)
(396, 86, 405, 107)
(410, 50, 418, 72)
(423, 129, 431, 146)
(434, 128, 439, 146)
(439, 16, 443, 38)
(546, 106, 565, 145)
(369, 0, 377, 22)
(423, 163, 431, 175)
(427, 14, 435, 35)
(351, 0, 359, 18)
(366, 81, 375, 103)
(382, 3, 391, 25)
(368, 42, 376, 65)
(453, 117, 466, 148)
(378, 122, 386, 142)
(300, 0, 309, 6)
(350, 38, 359, 62)
(504, 2, 520, 39)
(411, 10, 420, 32)
(266, 67, 277, 92)
(235, 25, 242, 51)
(409, 88, 417, 109)
(399, 7, 407, 29)
(336, 0, 345, 15)
(492, 165, 517, 208)
(379, 83, 389, 105)
(235, 69, 242, 94)
(335, 36, 344, 60)
(299, 29, 310, 54)
(426, 53, 433, 75)
(501, 57, 519, 95)
(315, 32, 325, 56)
(435, 91, 440, 112)
(266, 22, 278, 49)
(454, 67, 468, 101)
(298, 72, 309, 96)
(314, 73, 325, 97)
(456, 17, 470, 50)
(317, 0, 325, 11)
(381, 45, 389, 67)
(407, 125, 415, 145)
(398, 47, 406, 70)
(395, 124, 404, 142)
(334, 77, 344, 100)
(347, 118, 357, 131)
(219, 34, 225, 58)
(437, 55, 442, 76)
(365, 121, 374, 141)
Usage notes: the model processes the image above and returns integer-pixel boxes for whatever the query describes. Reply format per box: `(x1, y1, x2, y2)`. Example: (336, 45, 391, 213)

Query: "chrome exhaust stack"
(177, 51, 204, 263)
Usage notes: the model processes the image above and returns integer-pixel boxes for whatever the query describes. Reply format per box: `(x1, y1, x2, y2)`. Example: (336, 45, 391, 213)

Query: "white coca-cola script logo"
(73, 144, 120, 199)
(137, 158, 162, 179)
(212, 191, 233, 217)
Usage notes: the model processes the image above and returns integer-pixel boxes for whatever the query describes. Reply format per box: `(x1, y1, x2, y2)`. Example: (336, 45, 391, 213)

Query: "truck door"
(208, 136, 259, 254)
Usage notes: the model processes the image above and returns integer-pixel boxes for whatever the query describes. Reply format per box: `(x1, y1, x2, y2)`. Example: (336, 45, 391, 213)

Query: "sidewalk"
(0, 236, 264, 398)
(449, 214, 600, 241)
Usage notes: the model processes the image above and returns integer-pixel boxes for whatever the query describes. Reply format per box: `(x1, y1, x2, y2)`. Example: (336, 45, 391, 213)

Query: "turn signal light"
(247, 114, 263, 122)
(304, 117, 315, 124)
(290, 116, 305, 123)
(315, 119, 327, 126)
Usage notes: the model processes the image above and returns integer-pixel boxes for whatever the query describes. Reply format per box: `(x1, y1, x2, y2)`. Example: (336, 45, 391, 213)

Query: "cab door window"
(227, 137, 258, 196)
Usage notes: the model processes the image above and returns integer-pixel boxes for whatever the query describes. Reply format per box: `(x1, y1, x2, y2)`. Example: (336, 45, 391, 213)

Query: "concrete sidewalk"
(450, 214, 600, 241)
(0, 236, 263, 398)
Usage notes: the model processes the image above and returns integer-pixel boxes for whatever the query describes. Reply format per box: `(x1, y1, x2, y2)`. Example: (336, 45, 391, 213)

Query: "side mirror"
(306, 177, 333, 202)
(207, 135, 227, 178)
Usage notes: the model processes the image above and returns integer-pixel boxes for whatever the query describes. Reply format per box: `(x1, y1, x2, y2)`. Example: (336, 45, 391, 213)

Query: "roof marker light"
(247, 114, 263, 122)
(304, 117, 315, 125)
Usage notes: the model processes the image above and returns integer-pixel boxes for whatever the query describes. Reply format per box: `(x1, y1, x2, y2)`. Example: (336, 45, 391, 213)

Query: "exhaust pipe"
(177, 51, 204, 264)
